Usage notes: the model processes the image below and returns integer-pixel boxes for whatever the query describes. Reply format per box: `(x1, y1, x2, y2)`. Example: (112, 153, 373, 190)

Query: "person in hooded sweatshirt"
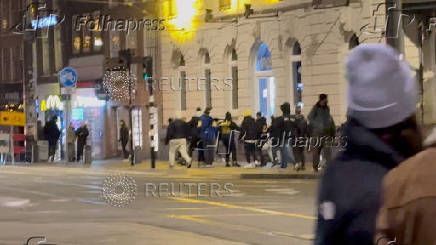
(188, 107, 202, 158)
(277, 102, 298, 169)
(315, 44, 422, 245)
(219, 112, 239, 167)
(239, 109, 258, 167)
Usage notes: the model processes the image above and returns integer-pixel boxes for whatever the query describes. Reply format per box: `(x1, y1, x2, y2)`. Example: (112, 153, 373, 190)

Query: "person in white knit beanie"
(315, 44, 423, 245)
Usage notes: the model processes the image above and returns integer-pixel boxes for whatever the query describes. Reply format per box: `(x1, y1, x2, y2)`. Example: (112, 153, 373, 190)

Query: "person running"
(188, 107, 202, 159)
(308, 94, 336, 172)
(315, 44, 422, 245)
(44, 116, 60, 162)
(165, 111, 192, 168)
(219, 112, 239, 167)
(198, 107, 217, 167)
(239, 109, 258, 168)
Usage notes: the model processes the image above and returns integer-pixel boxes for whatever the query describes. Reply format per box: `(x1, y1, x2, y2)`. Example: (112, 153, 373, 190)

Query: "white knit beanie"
(346, 44, 417, 129)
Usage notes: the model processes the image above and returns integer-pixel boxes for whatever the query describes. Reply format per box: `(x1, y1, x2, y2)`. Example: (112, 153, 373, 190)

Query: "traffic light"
(142, 57, 153, 81)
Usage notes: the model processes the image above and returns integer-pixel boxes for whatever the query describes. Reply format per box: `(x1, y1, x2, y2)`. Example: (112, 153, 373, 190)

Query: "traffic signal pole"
(119, 49, 135, 166)
(143, 57, 156, 168)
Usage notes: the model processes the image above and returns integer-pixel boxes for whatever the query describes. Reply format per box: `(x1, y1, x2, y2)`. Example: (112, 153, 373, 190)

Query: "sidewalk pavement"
(2, 159, 320, 180)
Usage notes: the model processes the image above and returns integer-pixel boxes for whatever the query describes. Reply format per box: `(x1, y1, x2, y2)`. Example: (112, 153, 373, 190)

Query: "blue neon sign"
(31, 15, 58, 29)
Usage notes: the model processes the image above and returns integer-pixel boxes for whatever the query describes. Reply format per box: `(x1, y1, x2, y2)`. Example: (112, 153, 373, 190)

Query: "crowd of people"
(164, 93, 337, 171)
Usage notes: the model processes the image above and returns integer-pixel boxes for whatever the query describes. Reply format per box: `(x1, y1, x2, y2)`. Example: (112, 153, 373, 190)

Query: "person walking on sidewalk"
(67, 123, 76, 162)
(198, 107, 217, 167)
(119, 120, 130, 159)
(294, 106, 308, 170)
(315, 44, 422, 245)
(308, 93, 336, 172)
(76, 122, 89, 162)
(277, 102, 297, 169)
(239, 109, 258, 168)
(165, 111, 192, 168)
(44, 116, 60, 162)
(219, 112, 239, 167)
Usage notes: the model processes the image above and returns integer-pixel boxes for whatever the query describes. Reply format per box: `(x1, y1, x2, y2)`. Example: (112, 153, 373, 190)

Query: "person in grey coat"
(308, 93, 335, 172)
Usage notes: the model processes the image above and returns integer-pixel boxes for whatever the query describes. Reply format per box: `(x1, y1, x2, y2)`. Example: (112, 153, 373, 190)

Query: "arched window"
(349, 34, 360, 50)
(291, 42, 303, 108)
(255, 43, 275, 118)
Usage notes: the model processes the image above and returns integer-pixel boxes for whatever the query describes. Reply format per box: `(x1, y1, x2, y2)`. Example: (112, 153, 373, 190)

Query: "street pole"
(147, 78, 155, 169)
(119, 49, 135, 166)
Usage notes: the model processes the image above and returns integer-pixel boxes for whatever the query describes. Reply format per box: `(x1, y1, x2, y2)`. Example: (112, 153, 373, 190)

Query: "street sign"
(59, 67, 78, 95)
(0, 111, 26, 127)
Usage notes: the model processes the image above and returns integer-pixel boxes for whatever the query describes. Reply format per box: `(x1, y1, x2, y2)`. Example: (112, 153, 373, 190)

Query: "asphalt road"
(0, 165, 318, 245)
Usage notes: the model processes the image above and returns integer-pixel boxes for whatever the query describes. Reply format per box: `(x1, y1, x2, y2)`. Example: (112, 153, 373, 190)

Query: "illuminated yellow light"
(163, 0, 201, 43)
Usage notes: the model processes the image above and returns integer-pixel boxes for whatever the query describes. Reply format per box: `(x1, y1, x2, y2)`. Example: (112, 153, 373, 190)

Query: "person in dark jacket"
(165, 111, 192, 168)
(315, 44, 422, 245)
(268, 115, 281, 166)
(119, 120, 129, 159)
(293, 106, 308, 170)
(308, 93, 336, 172)
(198, 107, 216, 166)
(239, 109, 258, 167)
(44, 116, 60, 162)
(76, 122, 89, 162)
(255, 112, 267, 165)
(188, 107, 202, 158)
(277, 102, 297, 169)
(219, 112, 239, 167)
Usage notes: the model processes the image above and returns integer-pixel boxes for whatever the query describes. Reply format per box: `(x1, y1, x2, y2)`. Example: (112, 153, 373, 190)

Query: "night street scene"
(1, 0, 436, 244)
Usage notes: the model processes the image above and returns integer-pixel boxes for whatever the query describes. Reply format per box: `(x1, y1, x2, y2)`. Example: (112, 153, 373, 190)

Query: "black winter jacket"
(239, 116, 257, 142)
(315, 119, 404, 245)
(165, 119, 188, 144)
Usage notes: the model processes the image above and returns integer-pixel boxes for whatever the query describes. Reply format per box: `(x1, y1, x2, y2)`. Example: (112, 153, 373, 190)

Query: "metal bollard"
(83, 145, 92, 164)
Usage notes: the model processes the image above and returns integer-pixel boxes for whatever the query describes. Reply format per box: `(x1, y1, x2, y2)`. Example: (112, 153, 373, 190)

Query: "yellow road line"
(168, 214, 314, 241)
(170, 197, 316, 220)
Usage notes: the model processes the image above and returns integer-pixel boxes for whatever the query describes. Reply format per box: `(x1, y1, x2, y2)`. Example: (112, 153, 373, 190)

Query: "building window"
(230, 48, 238, 109)
(72, 13, 104, 55)
(219, 0, 231, 10)
(205, 69, 212, 108)
(180, 70, 186, 111)
(291, 42, 303, 107)
(203, 51, 212, 108)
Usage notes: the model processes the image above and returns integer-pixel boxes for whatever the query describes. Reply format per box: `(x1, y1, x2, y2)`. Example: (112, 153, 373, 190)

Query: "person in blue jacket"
(198, 107, 217, 167)
(315, 44, 422, 245)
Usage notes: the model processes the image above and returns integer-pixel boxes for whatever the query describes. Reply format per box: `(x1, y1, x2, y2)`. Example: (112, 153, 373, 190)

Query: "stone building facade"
(158, 0, 388, 126)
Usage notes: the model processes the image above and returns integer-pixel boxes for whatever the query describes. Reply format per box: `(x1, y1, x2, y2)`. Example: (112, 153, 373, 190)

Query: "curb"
(240, 173, 319, 179)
